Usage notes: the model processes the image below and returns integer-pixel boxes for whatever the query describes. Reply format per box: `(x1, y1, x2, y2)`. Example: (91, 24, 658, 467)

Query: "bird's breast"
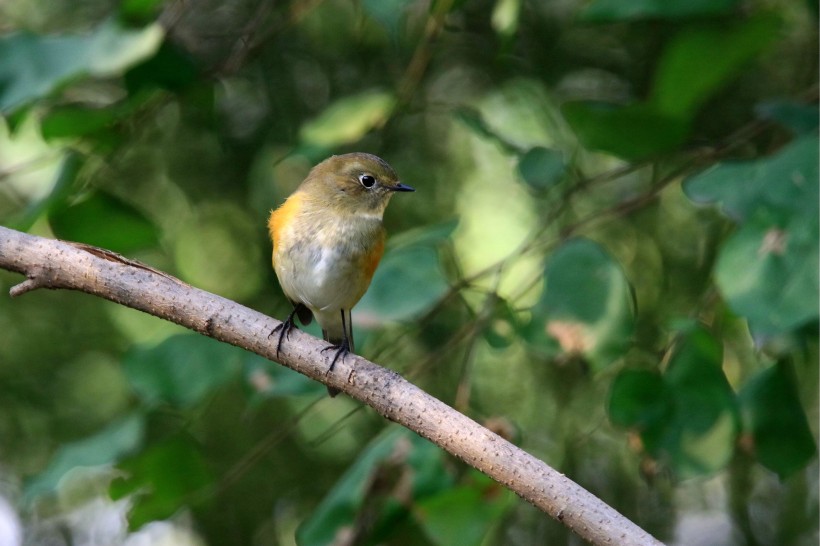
(270, 200, 386, 314)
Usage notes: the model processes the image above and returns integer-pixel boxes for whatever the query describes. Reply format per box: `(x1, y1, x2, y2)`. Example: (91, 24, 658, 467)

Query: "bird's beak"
(389, 182, 415, 192)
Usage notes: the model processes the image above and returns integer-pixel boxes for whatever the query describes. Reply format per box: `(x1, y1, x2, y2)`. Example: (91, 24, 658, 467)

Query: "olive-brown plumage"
(268, 153, 413, 395)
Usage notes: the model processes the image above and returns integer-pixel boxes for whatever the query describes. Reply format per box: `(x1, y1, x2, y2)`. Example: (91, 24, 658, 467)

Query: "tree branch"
(0, 225, 663, 546)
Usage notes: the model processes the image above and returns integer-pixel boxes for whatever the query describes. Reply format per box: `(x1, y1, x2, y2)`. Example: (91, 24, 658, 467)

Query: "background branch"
(0, 225, 663, 546)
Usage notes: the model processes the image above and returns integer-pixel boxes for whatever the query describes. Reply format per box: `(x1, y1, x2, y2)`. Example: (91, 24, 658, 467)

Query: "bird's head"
(301, 153, 414, 216)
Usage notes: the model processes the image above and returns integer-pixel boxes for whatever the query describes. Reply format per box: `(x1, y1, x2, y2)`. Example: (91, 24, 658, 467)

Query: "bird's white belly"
(299, 246, 350, 309)
(277, 241, 363, 313)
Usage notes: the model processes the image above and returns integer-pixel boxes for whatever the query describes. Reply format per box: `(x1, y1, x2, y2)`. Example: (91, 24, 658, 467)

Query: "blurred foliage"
(685, 135, 819, 337)
(0, 0, 817, 545)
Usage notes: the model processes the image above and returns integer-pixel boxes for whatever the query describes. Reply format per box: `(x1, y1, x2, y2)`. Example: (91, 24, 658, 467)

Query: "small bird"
(268, 153, 414, 395)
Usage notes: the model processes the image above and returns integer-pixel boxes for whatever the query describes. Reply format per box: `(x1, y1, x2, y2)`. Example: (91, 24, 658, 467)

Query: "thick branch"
(0, 225, 663, 546)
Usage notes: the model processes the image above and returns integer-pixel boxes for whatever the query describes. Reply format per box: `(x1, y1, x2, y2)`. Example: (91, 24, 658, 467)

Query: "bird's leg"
(321, 309, 352, 373)
(322, 337, 351, 373)
(269, 305, 302, 357)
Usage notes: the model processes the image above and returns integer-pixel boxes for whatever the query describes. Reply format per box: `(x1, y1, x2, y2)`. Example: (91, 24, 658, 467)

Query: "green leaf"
(415, 473, 513, 546)
(0, 19, 163, 112)
(650, 16, 781, 119)
(756, 101, 820, 135)
(362, 0, 415, 37)
(11, 150, 84, 232)
(738, 362, 817, 479)
(125, 42, 200, 93)
(608, 370, 669, 429)
(41, 94, 155, 146)
(663, 328, 739, 476)
(491, 0, 521, 38)
(110, 436, 212, 530)
(41, 106, 120, 140)
(562, 101, 689, 160)
(610, 328, 740, 477)
(119, 0, 166, 25)
(517, 146, 565, 191)
(482, 299, 520, 349)
(529, 239, 635, 370)
(582, 0, 739, 21)
(685, 136, 820, 335)
(356, 224, 450, 323)
(297, 427, 453, 545)
(715, 216, 819, 335)
(299, 90, 396, 148)
(387, 219, 458, 249)
(563, 16, 780, 159)
(453, 107, 517, 153)
(665, 329, 731, 432)
(25, 413, 145, 500)
(48, 191, 160, 254)
(685, 136, 819, 222)
(123, 334, 243, 408)
(357, 246, 448, 322)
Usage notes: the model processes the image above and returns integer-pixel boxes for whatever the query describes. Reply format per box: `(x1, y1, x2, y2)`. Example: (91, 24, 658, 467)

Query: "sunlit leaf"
(491, 0, 521, 37)
(299, 90, 396, 148)
(123, 334, 243, 408)
(110, 436, 212, 530)
(0, 19, 163, 112)
(454, 107, 516, 153)
(738, 362, 817, 479)
(11, 151, 83, 232)
(48, 191, 160, 254)
(25, 413, 145, 500)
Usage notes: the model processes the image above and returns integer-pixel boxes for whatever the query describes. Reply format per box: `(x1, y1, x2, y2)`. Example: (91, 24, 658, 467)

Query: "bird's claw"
(321, 338, 351, 374)
(270, 308, 299, 357)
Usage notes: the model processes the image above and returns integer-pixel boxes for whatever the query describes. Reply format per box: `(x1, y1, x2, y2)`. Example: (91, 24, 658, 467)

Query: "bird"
(268, 153, 414, 395)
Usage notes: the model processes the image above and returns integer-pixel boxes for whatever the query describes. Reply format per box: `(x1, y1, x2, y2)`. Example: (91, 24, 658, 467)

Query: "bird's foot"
(321, 337, 351, 374)
(269, 308, 300, 357)
(321, 339, 350, 397)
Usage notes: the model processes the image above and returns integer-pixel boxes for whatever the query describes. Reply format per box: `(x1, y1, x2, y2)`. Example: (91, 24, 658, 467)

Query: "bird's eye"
(359, 174, 377, 188)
